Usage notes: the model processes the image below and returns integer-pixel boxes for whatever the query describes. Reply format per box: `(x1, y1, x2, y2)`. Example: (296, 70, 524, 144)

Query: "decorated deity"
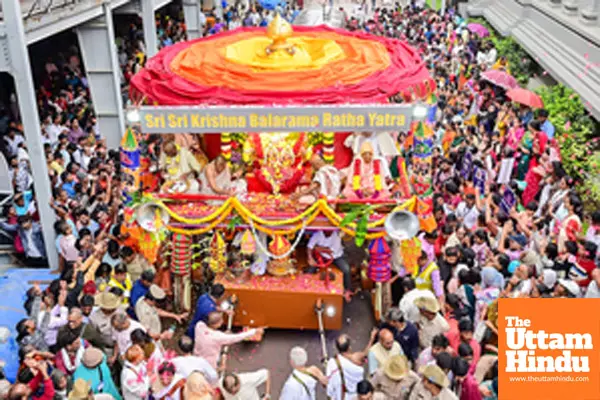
(243, 132, 311, 196)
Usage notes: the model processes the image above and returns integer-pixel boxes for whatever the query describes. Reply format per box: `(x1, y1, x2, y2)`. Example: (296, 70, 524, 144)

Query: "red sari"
(521, 132, 548, 206)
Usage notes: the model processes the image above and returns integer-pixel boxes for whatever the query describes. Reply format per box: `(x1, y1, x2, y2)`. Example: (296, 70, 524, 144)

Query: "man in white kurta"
(280, 347, 326, 400)
(344, 131, 399, 160)
(326, 354, 364, 400)
(295, 154, 342, 204)
(326, 333, 377, 400)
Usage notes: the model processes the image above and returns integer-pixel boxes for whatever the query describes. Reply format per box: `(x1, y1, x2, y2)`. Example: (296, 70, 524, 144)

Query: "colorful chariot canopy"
(130, 16, 434, 106)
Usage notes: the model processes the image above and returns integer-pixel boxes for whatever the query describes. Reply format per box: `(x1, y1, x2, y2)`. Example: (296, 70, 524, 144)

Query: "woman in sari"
(504, 114, 525, 152)
(521, 127, 549, 206)
(474, 268, 504, 333)
(556, 193, 583, 253)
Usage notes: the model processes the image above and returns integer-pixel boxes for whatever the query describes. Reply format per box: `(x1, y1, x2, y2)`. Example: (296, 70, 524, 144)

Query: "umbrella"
(258, 0, 285, 10)
(467, 23, 489, 37)
(481, 69, 518, 90)
(506, 87, 544, 109)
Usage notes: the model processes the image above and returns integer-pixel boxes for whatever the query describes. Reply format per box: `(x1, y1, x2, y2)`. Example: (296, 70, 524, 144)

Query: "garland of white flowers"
(248, 219, 306, 260)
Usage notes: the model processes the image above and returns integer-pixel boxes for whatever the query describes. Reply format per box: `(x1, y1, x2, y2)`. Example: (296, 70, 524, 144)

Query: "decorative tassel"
(322, 132, 335, 163)
(221, 132, 232, 163)
(373, 160, 382, 191)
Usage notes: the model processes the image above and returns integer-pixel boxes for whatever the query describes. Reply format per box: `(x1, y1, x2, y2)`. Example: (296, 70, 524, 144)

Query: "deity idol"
(243, 132, 310, 195)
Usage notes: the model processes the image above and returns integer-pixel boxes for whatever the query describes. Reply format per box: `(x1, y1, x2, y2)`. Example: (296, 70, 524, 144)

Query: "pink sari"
(505, 127, 525, 151)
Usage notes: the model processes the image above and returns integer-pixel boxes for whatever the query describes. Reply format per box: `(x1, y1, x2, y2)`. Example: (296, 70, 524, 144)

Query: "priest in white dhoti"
(293, 154, 342, 204)
(159, 141, 203, 193)
(344, 131, 399, 160)
(326, 333, 377, 400)
(280, 347, 327, 400)
(199, 156, 247, 202)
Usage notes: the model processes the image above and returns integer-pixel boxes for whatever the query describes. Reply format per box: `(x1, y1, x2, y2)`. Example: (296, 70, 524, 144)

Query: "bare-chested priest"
(159, 141, 203, 193)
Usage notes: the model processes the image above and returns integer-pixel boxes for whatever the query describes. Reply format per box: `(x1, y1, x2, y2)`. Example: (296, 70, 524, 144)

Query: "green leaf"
(354, 212, 370, 247)
(339, 207, 364, 227)
(227, 215, 243, 231)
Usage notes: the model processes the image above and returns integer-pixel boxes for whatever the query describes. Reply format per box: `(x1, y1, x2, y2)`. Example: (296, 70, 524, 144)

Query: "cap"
(414, 296, 440, 314)
(558, 279, 580, 298)
(421, 364, 450, 388)
(509, 234, 527, 248)
(149, 284, 166, 301)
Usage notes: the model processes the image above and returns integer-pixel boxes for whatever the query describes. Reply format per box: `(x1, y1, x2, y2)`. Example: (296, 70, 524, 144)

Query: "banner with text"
(499, 298, 600, 400)
(138, 104, 414, 133)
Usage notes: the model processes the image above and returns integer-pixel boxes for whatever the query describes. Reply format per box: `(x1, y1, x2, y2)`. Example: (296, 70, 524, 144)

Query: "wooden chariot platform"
(216, 269, 344, 330)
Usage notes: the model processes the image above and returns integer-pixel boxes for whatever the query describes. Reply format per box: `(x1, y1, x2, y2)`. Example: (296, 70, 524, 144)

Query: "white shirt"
(486, 48, 498, 66)
(219, 369, 269, 400)
(154, 374, 184, 400)
(399, 289, 437, 323)
(307, 231, 343, 260)
(46, 123, 65, 145)
(38, 305, 68, 346)
(112, 320, 146, 355)
(326, 355, 362, 400)
(171, 355, 218, 384)
(25, 228, 42, 258)
(313, 166, 342, 199)
(4, 134, 24, 156)
(122, 361, 149, 400)
(585, 281, 600, 298)
(280, 370, 317, 400)
(454, 202, 480, 230)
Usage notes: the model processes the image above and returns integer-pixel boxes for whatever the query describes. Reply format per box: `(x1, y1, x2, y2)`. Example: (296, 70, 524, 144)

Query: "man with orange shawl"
(342, 142, 391, 200)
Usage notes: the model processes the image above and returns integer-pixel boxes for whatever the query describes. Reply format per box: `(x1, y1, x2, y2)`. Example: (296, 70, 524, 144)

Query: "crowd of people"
(1, 1, 599, 400)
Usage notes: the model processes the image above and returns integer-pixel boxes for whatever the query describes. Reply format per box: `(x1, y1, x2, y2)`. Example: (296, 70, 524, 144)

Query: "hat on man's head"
(68, 379, 91, 400)
(183, 372, 213, 400)
(509, 234, 527, 248)
(421, 364, 450, 388)
(558, 279, 580, 298)
(81, 347, 104, 368)
(149, 284, 166, 301)
(414, 296, 440, 314)
(383, 355, 409, 381)
(520, 250, 540, 267)
(95, 291, 119, 310)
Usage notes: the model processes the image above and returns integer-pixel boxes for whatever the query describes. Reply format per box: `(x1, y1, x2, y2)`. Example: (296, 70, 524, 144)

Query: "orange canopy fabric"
(171, 30, 391, 92)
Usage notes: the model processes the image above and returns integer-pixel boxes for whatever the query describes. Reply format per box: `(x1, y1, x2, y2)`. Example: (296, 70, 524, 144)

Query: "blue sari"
(73, 357, 122, 400)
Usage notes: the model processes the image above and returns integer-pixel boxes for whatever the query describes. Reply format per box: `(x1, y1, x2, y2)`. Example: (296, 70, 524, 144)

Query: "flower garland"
(154, 196, 390, 231)
(248, 219, 306, 259)
(221, 132, 232, 162)
(352, 159, 383, 199)
(165, 144, 181, 176)
(322, 132, 335, 163)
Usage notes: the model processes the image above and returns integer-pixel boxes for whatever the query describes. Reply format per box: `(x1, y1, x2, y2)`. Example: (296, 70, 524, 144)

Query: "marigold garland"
(155, 196, 429, 239)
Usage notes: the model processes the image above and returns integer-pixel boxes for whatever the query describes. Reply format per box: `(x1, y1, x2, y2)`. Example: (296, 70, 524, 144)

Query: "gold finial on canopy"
(265, 13, 296, 56)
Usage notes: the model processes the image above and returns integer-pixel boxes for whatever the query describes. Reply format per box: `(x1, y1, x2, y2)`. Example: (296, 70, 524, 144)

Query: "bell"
(384, 210, 420, 242)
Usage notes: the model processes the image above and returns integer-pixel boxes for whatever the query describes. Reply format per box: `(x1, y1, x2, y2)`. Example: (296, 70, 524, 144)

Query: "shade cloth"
(131, 26, 435, 105)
